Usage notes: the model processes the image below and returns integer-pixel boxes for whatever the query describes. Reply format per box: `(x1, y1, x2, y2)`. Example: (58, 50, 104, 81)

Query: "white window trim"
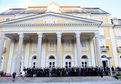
(99, 39, 106, 46)
(81, 40, 88, 51)
(99, 28, 104, 36)
(64, 40, 72, 52)
(117, 40, 121, 47)
(32, 40, 37, 52)
(115, 29, 121, 36)
(48, 40, 56, 52)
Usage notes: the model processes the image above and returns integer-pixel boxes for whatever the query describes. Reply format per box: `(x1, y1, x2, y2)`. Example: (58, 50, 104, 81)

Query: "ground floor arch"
(46, 54, 57, 68)
(101, 53, 109, 68)
(11, 55, 24, 74)
(63, 54, 74, 68)
(29, 54, 37, 68)
(81, 53, 91, 67)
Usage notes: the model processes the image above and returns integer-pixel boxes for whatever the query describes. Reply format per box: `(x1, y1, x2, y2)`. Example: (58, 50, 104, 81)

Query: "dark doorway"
(102, 61, 107, 68)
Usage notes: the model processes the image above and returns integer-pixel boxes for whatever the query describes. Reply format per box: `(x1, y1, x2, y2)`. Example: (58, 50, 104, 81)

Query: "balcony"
(100, 46, 109, 52)
(117, 46, 121, 52)
(2, 47, 6, 53)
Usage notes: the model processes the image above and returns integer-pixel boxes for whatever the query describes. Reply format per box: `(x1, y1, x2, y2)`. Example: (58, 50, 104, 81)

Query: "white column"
(24, 40, 30, 68)
(74, 39, 77, 67)
(90, 38, 96, 67)
(95, 33, 102, 67)
(56, 32, 62, 67)
(109, 29, 119, 67)
(0, 33, 6, 70)
(41, 40, 46, 68)
(37, 33, 43, 67)
(75, 32, 81, 67)
(15, 33, 24, 76)
(6, 40, 15, 75)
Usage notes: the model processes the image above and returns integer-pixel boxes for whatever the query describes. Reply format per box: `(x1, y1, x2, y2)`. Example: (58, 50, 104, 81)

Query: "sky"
(0, 0, 121, 18)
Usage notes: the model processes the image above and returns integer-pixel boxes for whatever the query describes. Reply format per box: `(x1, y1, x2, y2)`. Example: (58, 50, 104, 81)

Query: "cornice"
(113, 25, 121, 28)
(100, 24, 114, 27)
(0, 12, 102, 24)
(0, 23, 100, 28)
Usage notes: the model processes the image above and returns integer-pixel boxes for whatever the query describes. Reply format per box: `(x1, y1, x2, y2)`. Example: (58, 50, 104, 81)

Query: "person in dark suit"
(12, 72, 16, 82)
(100, 67, 104, 77)
(111, 66, 114, 71)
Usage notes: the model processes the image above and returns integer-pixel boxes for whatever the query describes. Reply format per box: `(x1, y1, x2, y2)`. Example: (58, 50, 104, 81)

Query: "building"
(0, 2, 121, 75)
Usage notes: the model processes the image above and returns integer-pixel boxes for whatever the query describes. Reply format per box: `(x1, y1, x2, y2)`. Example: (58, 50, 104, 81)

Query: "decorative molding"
(0, 12, 102, 25)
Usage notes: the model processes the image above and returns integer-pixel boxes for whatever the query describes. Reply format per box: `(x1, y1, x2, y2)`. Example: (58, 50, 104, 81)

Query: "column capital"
(94, 32, 99, 37)
(56, 32, 62, 38)
(18, 33, 24, 38)
(37, 32, 43, 38)
(75, 32, 81, 38)
(1, 33, 6, 38)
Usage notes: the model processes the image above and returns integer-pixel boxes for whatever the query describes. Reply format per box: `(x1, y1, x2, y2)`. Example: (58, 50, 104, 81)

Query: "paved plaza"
(0, 76, 121, 84)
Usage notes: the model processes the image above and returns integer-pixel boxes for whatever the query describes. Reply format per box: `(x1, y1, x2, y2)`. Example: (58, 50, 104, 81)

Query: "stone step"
(0, 76, 119, 83)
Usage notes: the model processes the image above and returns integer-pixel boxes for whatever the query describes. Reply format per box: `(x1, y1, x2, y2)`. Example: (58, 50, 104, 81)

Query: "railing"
(100, 46, 109, 52)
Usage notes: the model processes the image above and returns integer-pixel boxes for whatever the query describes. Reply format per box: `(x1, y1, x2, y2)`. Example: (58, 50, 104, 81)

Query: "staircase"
(0, 76, 120, 84)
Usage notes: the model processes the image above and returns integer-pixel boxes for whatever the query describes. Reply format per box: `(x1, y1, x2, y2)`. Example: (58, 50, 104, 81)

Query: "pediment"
(0, 12, 102, 25)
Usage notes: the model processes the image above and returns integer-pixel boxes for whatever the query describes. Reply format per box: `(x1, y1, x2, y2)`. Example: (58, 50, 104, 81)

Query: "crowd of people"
(22, 66, 112, 77)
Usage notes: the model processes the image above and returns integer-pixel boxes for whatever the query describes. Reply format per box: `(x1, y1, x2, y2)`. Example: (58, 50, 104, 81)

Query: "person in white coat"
(21, 69, 25, 80)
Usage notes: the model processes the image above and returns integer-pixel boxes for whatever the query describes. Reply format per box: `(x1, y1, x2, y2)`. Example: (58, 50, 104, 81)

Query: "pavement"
(0, 76, 121, 84)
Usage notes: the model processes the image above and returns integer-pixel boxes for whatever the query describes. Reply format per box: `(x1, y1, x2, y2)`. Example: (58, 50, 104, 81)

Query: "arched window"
(65, 56, 71, 59)
(81, 55, 88, 67)
(49, 56, 55, 59)
(65, 56, 71, 68)
(49, 56, 55, 68)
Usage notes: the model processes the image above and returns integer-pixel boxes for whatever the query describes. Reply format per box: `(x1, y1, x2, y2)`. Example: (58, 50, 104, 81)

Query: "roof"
(0, 4, 109, 15)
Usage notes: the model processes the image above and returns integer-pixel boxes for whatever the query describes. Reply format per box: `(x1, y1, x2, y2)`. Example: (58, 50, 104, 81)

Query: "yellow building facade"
(0, 2, 121, 75)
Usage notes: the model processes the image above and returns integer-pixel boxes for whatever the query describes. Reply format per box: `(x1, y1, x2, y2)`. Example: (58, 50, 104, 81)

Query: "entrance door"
(49, 56, 55, 68)
(102, 61, 107, 68)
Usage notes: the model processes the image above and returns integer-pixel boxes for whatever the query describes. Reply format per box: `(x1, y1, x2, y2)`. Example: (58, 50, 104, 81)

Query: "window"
(65, 40, 72, 51)
(2, 19, 4, 22)
(65, 56, 71, 68)
(96, 17, 101, 21)
(81, 40, 88, 51)
(49, 56, 55, 68)
(99, 39, 105, 46)
(81, 41, 86, 48)
(117, 40, 121, 47)
(99, 28, 104, 35)
(101, 18, 104, 23)
(81, 55, 88, 67)
(48, 40, 56, 51)
(32, 40, 37, 51)
(6, 18, 10, 21)
(115, 29, 121, 36)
